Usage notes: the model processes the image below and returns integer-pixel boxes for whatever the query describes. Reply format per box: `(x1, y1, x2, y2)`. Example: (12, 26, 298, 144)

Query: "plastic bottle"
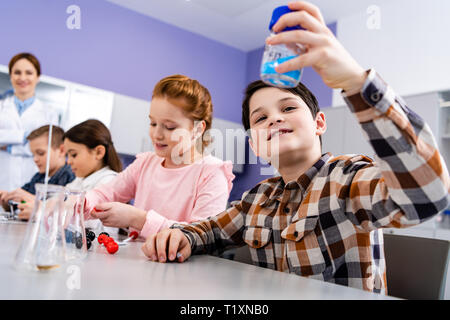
(260, 5, 306, 88)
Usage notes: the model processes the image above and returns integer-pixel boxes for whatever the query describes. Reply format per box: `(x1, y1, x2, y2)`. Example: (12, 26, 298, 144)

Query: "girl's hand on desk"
(90, 202, 146, 230)
(142, 229, 192, 263)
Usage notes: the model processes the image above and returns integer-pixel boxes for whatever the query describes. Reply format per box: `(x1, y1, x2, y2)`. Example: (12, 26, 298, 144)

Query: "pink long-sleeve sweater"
(84, 152, 235, 239)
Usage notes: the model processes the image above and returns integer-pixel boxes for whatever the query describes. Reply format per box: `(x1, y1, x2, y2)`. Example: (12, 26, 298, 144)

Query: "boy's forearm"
(171, 220, 220, 255)
(171, 206, 245, 255)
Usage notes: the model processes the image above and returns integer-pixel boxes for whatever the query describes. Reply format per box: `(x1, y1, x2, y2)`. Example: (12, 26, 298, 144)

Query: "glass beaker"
(62, 189, 88, 261)
(14, 183, 66, 272)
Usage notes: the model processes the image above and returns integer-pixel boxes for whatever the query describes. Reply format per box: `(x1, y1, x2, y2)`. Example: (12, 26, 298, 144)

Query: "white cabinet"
(62, 84, 114, 131)
(321, 105, 374, 158)
(321, 106, 346, 156)
(109, 93, 152, 155)
(0, 65, 115, 131)
(208, 118, 245, 173)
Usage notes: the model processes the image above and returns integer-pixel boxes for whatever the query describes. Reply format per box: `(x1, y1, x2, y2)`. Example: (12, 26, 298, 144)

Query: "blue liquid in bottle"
(260, 6, 305, 88)
(260, 51, 302, 88)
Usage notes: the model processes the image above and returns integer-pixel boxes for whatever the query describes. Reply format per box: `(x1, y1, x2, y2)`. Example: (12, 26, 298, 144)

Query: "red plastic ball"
(106, 241, 119, 254)
(98, 234, 108, 244)
(102, 237, 115, 246)
(129, 231, 139, 240)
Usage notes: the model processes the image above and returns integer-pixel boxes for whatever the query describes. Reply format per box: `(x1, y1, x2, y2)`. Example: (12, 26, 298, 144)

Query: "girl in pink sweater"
(87, 75, 235, 239)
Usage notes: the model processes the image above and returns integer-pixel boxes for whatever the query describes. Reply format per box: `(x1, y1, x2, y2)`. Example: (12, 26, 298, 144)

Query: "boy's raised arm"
(269, 1, 449, 227)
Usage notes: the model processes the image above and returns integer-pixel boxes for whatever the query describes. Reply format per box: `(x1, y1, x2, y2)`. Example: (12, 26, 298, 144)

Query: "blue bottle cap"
(269, 5, 305, 32)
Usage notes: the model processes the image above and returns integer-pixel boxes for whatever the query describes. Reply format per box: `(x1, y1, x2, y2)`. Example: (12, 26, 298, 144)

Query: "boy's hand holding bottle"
(267, 1, 367, 94)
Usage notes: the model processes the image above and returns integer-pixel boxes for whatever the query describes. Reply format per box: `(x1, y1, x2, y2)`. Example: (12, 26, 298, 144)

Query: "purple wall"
(0, 0, 246, 123)
(0, 0, 337, 201)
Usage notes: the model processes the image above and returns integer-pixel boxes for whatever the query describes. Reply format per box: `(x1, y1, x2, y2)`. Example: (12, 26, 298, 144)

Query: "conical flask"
(63, 189, 87, 261)
(14, 183, 67, 272)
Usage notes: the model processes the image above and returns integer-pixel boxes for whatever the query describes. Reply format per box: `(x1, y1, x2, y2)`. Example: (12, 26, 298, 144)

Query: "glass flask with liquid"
(14, 183, 67, 272)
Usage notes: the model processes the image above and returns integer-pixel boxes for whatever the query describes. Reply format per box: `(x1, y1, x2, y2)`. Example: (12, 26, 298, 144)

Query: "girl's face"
(10, 58, 39, 99)
(64, 139, 104, 178)
(149, 97, 202, 166)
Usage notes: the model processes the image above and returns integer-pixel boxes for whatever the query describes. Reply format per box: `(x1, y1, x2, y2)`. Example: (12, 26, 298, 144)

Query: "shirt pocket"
(283, 218, 330, 279)
(242, 226, 275, 269)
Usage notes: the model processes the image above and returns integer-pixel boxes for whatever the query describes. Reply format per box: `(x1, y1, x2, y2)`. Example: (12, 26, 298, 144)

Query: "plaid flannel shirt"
(171, 69, 450, 294)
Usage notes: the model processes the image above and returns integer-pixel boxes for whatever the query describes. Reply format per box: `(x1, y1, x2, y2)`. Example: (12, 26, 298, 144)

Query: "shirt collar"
(14, 95, 35, 115)
(296, 152, 331, 192)
(261, 153, 332, 207)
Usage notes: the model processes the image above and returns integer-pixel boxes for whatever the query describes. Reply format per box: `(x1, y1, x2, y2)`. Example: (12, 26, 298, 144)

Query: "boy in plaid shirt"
(141, 1, 450, 293)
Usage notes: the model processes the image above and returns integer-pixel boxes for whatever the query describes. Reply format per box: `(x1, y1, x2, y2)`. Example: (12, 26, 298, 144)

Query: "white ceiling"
(106, 0, 391, 52)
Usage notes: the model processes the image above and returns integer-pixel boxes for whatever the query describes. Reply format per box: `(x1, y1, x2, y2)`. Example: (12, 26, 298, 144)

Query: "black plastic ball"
(86, 230, 95, 241)
(75, 235, 83, 249)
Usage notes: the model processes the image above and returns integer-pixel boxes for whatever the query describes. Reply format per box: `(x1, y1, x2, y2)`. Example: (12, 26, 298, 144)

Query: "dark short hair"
(9, 52, 41, 76)
(27, 125, 65, 148)
(242, 80, 320, 131)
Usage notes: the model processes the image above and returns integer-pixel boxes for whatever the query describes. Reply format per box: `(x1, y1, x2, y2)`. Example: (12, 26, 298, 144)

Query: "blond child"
(0, 125, 74, 219)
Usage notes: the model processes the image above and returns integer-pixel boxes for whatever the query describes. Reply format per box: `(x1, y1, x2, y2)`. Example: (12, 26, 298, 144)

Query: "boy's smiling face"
(248, 87, 326, 164)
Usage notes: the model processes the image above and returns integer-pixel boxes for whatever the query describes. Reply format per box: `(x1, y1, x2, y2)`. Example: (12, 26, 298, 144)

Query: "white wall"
(333, 0, 450, 106)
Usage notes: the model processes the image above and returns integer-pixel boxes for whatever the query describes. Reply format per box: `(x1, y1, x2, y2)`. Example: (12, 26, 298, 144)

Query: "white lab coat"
(0, 95, 59, 191)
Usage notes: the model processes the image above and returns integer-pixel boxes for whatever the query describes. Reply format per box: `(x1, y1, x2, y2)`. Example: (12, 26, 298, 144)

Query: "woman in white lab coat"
(0, 53, 58, 191)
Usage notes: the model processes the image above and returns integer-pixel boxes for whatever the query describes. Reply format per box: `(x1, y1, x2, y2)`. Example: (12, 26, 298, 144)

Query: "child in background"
(86, 74, 235, 239)
(142, 1, 450, 295)
(63, 119, 122, 234)
(0, 125, 75, 219)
